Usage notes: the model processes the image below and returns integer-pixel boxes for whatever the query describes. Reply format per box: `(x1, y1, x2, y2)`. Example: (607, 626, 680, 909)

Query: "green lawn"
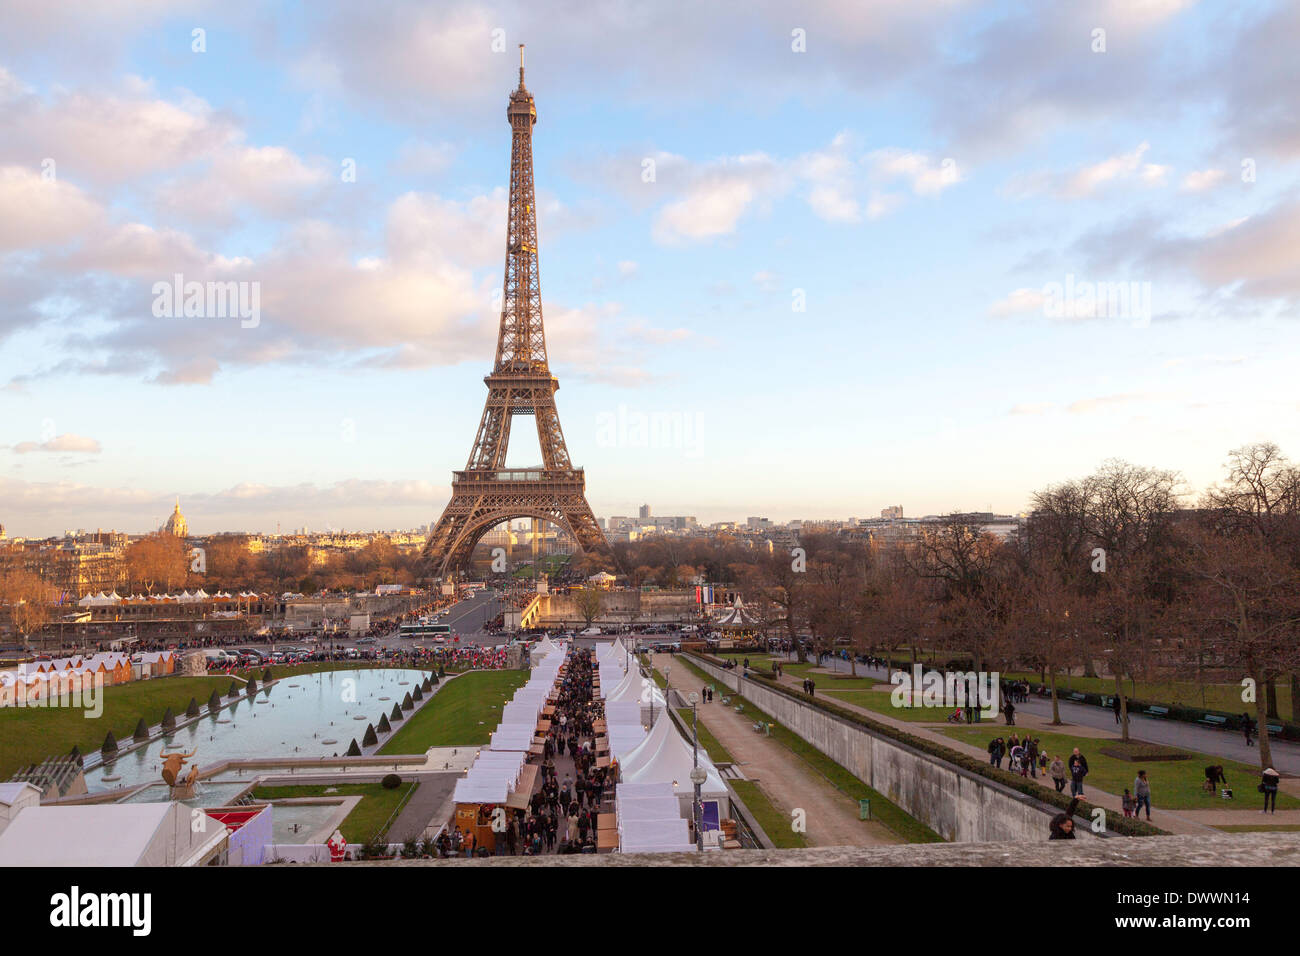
(250, 782, 417, 843)
(0, 674, 233, 780)
(728, 779, 807, 849)
(939, 726, 1300, 812)
(378, 669, 529, 752)
(675, 708, 733, 764)
(822, 687, 980, 723)
(1002, 671, 1296, 722)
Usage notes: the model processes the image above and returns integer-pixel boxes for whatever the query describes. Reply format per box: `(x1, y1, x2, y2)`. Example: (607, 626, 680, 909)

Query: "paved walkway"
(656, 654, 898, 847)
(387, 774, 458, 842)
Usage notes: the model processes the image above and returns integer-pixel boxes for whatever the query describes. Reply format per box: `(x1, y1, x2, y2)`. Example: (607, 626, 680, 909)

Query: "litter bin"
(858, 798, 871, 820)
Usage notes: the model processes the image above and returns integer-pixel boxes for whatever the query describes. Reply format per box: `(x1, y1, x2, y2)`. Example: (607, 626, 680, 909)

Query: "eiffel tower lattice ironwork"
(423, 47, 610, 578)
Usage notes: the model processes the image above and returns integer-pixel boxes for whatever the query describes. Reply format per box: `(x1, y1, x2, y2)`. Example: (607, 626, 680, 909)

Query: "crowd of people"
(449, 646, 613, 857)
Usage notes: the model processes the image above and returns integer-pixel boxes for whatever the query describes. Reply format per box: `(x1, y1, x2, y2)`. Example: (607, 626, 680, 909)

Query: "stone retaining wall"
(684, 654, 1090, 844)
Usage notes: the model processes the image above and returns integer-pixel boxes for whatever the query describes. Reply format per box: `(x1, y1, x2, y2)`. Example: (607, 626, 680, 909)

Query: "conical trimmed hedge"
(401, 692, 413, 710)
(208, 690, 223, 713)
(245, 677, 258, 696)
(133, 717, 149, 741)
(227, 682, 240, 698)
(411, 685, 423, 702)
(262, 667, 273, 683)
(161, 707, 176, 733)
(69, 745, 83, 765)
(362, 723, 378, 747)
(377, 713, 391, 733)
(346, 738, 361, 757)
(101, 731, 118, 754)
(185, 697, 200, 718)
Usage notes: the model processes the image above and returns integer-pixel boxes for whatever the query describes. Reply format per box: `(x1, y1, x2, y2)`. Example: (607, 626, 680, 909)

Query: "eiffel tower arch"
(423, 47, 611, 579)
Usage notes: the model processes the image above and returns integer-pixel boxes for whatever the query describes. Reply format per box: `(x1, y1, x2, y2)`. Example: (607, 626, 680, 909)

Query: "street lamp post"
(688, 691, 705, 852)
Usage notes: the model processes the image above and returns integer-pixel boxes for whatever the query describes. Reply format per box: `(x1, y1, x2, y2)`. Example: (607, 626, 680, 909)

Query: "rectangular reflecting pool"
(87, 668, 431, 792)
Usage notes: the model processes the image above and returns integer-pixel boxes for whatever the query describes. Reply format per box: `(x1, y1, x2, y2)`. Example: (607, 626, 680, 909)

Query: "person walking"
(1049, 755, 1067, 792)
(1067, 747, 1089, 798)
(988, 736, 1005, 768)
(1134, 769, 1152, 820)
(1261, 767, 1280, 814)
(1111, 695, 1122, 725)
(1003, 699, 1016, 726)
(1242, 713, 1256, 747)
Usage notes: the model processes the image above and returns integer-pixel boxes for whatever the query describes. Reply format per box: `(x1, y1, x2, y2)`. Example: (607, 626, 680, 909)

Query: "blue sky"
(2, 0, 1298, 537)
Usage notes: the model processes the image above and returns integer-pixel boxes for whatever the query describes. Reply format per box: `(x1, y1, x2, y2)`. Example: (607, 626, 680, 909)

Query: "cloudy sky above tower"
(1, 0, 1298, 536)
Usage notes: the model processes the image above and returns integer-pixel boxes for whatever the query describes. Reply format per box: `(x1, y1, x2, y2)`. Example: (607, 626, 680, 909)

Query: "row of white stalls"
(595, 640, 730, 853)
(450, 642, 569, 850)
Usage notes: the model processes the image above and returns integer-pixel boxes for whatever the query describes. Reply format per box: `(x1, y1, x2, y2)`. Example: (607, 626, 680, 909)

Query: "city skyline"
(3, 2, 1299, 538)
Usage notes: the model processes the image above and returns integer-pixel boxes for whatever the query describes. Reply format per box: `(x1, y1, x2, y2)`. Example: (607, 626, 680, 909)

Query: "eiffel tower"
(423, 47, 610, 578)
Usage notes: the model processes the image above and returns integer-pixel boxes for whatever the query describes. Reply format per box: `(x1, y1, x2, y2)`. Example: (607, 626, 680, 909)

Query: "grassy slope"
(378, 669, 529, 752)
(250, 782, 417, 843)
(940, 726, 1299, 811)
(0, 674, 233, 779)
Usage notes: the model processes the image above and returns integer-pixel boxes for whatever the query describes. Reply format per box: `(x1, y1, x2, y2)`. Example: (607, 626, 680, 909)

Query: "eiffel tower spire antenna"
(423, 56, 610, 579)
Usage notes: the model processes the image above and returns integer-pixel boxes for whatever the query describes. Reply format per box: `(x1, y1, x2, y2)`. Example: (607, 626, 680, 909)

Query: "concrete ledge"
(339, 833, 1300, 866)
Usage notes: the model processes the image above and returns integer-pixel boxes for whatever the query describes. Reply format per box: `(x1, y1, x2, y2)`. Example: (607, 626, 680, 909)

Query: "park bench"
(1067, 692, 1087, 703)
(1197, 714, 1229, 729)
(1146, 705, 1170, 718)
(1267, 723, 1283, 736)
(733, 703, 744, 713)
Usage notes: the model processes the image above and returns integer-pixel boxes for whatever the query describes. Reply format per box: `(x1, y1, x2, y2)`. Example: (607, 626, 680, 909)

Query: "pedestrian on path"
(1242, 712, 1256, 746)
(1134, 770, 1152, 820)
(988, 736, 1005, 768)
(1068, 747, 1089, 798)
(1003, 699, 1016, 726)
(1261, 767, 1280, 813)
(1112, 695, 1121, 725)
(1049, 755, 1067, 792)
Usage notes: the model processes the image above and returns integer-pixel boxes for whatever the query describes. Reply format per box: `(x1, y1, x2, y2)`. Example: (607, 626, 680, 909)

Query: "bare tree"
(1181, 521, 1300, 769)
(0, 569, 50, 648)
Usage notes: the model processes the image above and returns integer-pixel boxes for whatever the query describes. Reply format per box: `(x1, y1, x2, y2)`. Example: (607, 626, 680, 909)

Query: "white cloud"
(651, 154, 779, 245)
(11, 433, 102, 454)
(1180, 168, 1226, 192)
(988, 287, 1047, 317)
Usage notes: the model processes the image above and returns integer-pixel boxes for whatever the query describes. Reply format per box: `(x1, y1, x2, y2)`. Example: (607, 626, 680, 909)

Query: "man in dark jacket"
(1067, 748, 1089, 797)
(988, 737, 1005, 768)
(1112, 695, 1122, 724)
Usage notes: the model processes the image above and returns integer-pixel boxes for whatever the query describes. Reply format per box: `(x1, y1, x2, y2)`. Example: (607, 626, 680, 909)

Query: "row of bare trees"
(606, 444, 1300, 771)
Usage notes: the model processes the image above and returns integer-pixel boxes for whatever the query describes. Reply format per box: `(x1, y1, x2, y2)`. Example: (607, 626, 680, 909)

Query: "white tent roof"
(0, 803, 225, 866)
(619, 712, 728, 798)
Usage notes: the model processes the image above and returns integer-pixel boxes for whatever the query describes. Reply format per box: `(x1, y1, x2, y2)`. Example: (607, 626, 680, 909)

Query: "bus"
(399, 622, 452, 639)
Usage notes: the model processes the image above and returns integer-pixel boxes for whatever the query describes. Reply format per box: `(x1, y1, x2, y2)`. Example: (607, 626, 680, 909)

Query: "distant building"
(638, 503, 651, 520)
(881, 505, 904, 520)
(161, 498, 188, 538)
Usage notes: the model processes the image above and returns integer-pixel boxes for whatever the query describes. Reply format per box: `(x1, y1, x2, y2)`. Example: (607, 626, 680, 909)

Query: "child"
(1122, 789, 1135, 818)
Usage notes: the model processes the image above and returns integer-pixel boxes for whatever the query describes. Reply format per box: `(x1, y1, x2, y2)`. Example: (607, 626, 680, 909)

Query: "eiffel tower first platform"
(423, 48, 611, 579)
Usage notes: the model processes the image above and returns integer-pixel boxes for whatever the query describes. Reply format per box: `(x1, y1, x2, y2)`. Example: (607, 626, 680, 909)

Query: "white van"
(203, 649, 235, 664)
